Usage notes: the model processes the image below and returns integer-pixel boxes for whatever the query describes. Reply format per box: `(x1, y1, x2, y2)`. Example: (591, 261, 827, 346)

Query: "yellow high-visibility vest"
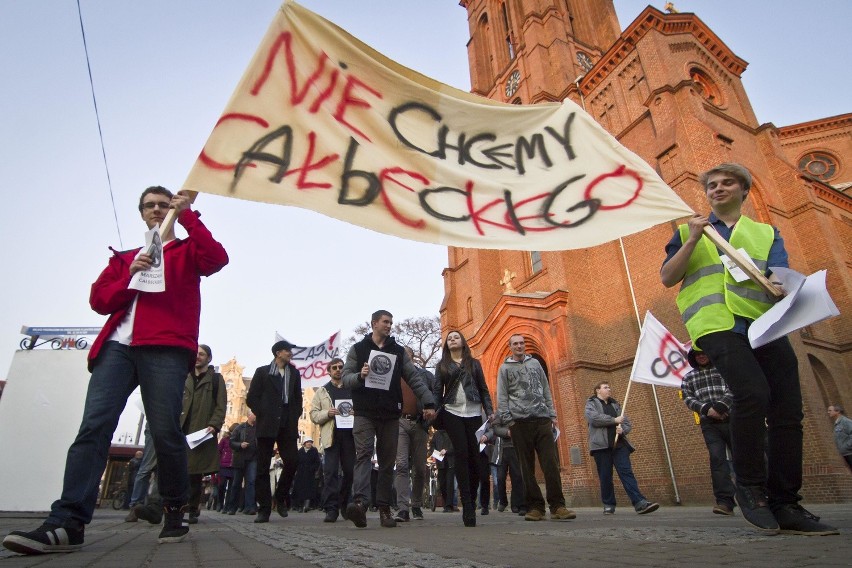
(675, 216, 775, 343)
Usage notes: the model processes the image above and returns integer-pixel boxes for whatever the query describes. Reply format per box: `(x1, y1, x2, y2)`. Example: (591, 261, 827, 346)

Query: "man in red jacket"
(3, 187, 228, 555)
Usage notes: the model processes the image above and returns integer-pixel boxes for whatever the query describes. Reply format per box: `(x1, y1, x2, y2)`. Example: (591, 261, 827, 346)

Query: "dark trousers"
(511, 417, 565, 513)
(698, 332, 803, 505)
(592, 445, 646, 507)
(256, 431, 298, 514)
(188, 473, 204, 513)
(700, 420, 736, 507)
(478, 452, 491, 509)
(497, 445, 525, 511)
(442, 412, 483, 509)
(438, 467, 455, 508)
(320, 430, 355, 514)
(227, 461, 256, 513)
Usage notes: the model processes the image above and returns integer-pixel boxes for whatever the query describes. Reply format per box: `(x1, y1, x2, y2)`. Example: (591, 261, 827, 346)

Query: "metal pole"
(618, 237, 681, 504)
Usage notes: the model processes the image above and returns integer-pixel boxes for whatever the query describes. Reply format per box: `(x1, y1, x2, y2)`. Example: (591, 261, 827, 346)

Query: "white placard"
(431, 449, 445, 462)
(129, 226, 165, 292)
(365, 350, 396, 390)
(334, 398, 354, 429)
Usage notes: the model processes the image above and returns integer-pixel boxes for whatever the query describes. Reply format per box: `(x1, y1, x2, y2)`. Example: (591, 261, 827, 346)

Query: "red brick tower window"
(797, 151, 838, 181)
(689, 68, 723, 106)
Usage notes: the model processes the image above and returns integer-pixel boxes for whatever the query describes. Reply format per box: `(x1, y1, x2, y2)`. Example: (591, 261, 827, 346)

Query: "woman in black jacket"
(433, 330, 494, 527)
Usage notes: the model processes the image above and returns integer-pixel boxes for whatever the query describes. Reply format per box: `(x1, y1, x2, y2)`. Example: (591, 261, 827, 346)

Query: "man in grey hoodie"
(496, 334, 575, 522)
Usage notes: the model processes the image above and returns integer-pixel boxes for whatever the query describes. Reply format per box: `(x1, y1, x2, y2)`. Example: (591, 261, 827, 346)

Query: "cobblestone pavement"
(1, 504, 850, 567)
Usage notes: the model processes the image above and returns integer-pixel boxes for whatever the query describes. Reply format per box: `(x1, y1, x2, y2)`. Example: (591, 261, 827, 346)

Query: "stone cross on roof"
(500, 268, 517, 294)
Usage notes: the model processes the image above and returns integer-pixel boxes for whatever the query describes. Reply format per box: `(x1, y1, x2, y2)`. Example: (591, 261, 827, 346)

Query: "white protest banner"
(275, 331, 341, 389)
(629, 311, 691, 389)
(183, 1, 693, 251)
(129, 226, 165, 292)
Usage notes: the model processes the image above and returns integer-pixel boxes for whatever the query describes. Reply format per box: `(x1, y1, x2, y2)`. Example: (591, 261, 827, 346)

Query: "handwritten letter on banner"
(184, 1, 693, 251)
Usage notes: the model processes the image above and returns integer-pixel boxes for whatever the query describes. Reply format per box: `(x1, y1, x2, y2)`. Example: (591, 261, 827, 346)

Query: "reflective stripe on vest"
(675, 216, 774, 342)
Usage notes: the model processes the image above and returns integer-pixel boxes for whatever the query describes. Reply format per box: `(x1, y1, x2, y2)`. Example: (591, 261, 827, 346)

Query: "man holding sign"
(661, 163, 837, 535)
(342, 310, 436, 529)
(3, 187, 228, 555)
(309, 357, 355, 523)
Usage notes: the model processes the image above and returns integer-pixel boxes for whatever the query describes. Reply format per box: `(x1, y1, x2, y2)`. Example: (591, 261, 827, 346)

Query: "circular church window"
(798, 152, 838, 181)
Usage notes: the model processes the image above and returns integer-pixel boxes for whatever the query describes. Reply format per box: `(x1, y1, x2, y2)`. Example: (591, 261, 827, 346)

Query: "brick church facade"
(444, 1, 851, 505)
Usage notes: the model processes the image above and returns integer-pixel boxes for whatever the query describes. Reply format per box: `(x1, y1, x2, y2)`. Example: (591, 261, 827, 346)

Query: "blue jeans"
(700, 420, 736, 507)
(228, 460, 256, 512)
(129, 423, 157, 506)
(48, 342, 191, 526)
(592, 445, 646, 508)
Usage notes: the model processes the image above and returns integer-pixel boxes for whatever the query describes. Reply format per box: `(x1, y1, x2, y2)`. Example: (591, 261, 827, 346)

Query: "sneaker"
(713, 503, 735, 516)
(635, 501, 659, 515)
(3, 522, 84, 555)
(603, 506, 615, 515)
(774, 504, 839, 536)
(735, 485, 779, 534)
(550, 506, 576, 521)
(411, 507, 424, 520)
(157, 506, 189, 544)
(497, 504, 506, 512)
(346, 501, 367, 528)
(323, 510, 338, 523)
(379, 506, 397, 528)
(124, 509, 138, 523)
(524, 509, 545, 521)
(134, 503, 163, 525)
(394, 510, 410, 522)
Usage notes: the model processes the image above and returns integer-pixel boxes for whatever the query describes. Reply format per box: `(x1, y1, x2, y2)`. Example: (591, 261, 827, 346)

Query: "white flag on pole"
(629, 312, 690, 389)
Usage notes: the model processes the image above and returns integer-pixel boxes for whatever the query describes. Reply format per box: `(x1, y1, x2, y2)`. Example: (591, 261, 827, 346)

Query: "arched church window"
(689, 68, 722, 106)
(530, 251, 542, 274)
(798, 152, 838, 181)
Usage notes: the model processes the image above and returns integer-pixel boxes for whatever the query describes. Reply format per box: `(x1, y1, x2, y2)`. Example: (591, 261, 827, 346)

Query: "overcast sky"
(1, 0, 849, 387)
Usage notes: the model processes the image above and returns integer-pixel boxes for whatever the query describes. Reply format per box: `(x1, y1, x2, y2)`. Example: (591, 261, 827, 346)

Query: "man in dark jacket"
(226, 414, 257, 515)
(246, 340, 303, 523)
(3, 187, 228, 555)
(341, 310, 436, 528)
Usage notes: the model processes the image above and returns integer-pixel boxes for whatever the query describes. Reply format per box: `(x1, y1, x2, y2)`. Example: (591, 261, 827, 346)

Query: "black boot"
(157, 505, 189, 544)
(462, 503, 476, 527)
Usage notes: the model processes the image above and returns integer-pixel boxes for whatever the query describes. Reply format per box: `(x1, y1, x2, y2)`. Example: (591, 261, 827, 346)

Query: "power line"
(76, 0, 123, 248)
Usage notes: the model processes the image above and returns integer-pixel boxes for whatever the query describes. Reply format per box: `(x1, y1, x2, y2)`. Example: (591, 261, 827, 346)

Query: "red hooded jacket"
(87, 209, 229, 370)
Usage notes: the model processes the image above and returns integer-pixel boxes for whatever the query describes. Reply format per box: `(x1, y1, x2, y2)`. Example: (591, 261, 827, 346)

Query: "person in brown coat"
(180, 344, 227, 523)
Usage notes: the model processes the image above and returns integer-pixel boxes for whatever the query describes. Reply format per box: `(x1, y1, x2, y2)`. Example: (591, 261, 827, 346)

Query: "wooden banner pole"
(158, 190, 198, 239)
(702, 226, 783, 301)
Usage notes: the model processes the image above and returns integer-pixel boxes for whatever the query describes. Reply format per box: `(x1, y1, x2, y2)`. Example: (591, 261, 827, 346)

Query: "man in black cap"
(681, 349, 736, 516)
(246, 340, 302, 523)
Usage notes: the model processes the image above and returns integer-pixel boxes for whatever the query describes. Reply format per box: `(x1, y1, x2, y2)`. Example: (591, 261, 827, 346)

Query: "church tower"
(446, 1, 852, 504)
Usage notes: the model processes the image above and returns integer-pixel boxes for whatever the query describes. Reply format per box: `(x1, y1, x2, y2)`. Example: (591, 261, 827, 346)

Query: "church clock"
(504, 69, 521, 97)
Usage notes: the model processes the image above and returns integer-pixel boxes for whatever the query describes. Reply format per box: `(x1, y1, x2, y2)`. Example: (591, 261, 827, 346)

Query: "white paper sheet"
(334, 399, 354, 429)
(365, 350, 396, 390)
(431, 449, 444, 462)
(185, 428, 213, 449)
(748, 268, 839, 348)
(129, 225, 165, 292)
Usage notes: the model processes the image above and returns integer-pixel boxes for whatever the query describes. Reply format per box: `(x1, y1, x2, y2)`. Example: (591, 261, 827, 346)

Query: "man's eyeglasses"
(329, 364, 343, 370)
(142, 201, 171, 210)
